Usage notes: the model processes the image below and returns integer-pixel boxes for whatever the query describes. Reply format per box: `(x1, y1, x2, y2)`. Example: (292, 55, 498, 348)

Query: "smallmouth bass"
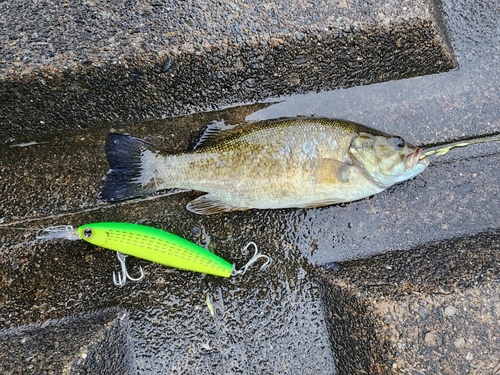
(100, 117, 429, 214)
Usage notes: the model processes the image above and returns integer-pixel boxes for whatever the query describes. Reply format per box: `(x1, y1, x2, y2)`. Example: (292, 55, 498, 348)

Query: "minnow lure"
(37, 222, 270, 284)
(420, 135, 500, 159)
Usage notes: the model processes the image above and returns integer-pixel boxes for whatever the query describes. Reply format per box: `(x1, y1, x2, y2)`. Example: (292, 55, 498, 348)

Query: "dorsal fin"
(192, 120, 238, 150)
(192, 116, 366, 151)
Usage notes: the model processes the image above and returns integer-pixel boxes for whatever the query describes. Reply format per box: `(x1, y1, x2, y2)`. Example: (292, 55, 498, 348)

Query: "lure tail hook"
(113, 252, 145, 287)
(232, 242, 271, 276)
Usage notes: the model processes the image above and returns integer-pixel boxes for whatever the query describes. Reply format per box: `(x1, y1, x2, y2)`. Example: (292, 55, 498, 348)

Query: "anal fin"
(186, 194, 247, 215)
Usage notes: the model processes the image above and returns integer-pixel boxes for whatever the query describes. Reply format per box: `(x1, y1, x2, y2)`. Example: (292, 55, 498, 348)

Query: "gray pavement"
(1, 0, 499, 374)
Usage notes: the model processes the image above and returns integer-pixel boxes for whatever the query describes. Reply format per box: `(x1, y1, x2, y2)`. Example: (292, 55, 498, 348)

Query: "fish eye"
(392, 137, 405, 149)
(83, 228, 92, 238)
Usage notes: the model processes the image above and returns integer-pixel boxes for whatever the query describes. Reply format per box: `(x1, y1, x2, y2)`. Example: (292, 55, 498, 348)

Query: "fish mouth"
(405, 148, 429, 169)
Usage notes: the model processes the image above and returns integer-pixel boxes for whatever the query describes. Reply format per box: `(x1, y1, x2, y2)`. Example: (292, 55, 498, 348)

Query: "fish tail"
(99, 133, 160, 201)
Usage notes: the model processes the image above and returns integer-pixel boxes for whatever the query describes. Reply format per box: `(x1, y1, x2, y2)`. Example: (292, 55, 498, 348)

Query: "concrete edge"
(316, 229, 500, 374)
(1, 18, 455, 139)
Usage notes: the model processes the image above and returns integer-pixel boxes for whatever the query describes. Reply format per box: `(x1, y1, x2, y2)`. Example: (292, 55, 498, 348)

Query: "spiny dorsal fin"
(192, 117, 320, 150)
(193, 120, 238, 150)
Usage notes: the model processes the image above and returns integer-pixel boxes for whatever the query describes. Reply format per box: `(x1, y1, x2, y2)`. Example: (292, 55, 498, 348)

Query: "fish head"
(349, 132, 430, 187)
(77, 224, 109, 247)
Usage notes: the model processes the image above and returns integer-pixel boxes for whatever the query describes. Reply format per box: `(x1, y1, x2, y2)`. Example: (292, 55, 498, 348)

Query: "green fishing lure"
(77, 222, 233, 277)
(38, 222, 270, 282)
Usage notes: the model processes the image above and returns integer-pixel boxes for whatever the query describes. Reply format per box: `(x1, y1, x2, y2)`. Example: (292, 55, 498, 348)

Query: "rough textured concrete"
(0, 213, 337, 374)
(0, 0, 454, 139)
(0, 0, 499, 374)
(321, 231, 500, 375)
(0, 308, 136, 374)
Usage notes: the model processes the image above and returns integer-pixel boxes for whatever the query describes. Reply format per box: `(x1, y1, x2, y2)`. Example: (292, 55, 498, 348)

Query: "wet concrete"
(0, 204, 336, 373)
(0, 0, 454, 139)
(0, 0, 499, 373)
(0, 308, 136, 374)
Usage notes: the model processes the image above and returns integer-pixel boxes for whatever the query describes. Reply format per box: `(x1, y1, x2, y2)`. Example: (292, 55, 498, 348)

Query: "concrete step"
(321, 231, 500, 375)
(1, 0, 454, 137)
(0, 308, 136, 374)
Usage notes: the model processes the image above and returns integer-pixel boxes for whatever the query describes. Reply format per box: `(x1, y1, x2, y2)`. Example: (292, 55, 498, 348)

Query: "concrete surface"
(0, 0, 454, 138)
(321, 231, 500, 375)
(0, 0, 499, 374)
(0, 308, 136, 374)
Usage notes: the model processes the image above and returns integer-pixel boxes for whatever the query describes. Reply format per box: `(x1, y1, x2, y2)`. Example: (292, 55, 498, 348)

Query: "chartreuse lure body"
(37, 222, 270, 286)
(77, 222, 233, 277)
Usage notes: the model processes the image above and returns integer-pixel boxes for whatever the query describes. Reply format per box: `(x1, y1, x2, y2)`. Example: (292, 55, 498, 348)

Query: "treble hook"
(231, 241, 271, 276)
(112, 252, 144, 287)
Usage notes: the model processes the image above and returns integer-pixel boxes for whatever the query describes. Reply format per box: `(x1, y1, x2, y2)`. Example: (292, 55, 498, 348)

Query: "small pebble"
(294, 32, 305, 41)
(244, 78, 257, 88)
(324, 262, 340, 271)
(444, 305, 457, 316)
(160, 56, 172, 73)
(415, 179, 426, 188)
(424, 330, 440, 346)
(418, 306, 428, 320)
(454, 337, 465, 348)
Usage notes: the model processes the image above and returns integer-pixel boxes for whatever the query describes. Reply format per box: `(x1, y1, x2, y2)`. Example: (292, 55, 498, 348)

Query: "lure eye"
(392, 137, 405, 149)
(83, 228, 92, 238)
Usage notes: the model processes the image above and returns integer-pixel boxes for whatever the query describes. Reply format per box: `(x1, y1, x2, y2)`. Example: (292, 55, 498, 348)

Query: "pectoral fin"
(316, 158, 352, 184)
(186, 194, 248, 215)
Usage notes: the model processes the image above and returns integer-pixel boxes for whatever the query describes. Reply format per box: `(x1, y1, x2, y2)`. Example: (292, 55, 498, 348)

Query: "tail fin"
(99, 133, 158, 201)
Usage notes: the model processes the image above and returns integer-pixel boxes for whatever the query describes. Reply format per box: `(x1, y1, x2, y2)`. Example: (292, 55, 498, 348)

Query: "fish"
(99, 117, 429, 214)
